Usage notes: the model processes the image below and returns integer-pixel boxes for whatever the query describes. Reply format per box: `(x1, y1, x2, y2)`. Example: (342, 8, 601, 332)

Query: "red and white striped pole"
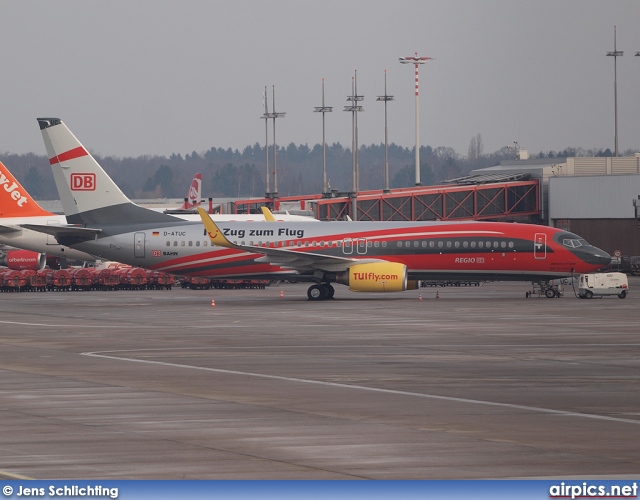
(400, 52, 433, 186)
(414, 57, 420, 185)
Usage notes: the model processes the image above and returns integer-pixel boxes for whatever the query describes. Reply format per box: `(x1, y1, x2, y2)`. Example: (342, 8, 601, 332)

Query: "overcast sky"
(2, 1, 640, 159)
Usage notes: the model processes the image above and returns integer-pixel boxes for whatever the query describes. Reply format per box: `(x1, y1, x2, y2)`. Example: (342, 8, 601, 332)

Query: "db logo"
(70, 173, 96, 191)
(152, 250, 162, 257)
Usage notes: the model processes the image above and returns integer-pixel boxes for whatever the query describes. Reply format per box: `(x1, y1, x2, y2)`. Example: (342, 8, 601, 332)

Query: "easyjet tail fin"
(37, 118, 179, 225)
(0, 160, 53, 218)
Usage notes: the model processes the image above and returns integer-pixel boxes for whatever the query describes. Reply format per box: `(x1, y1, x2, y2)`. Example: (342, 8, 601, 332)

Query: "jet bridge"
(232, 177, 540, 222)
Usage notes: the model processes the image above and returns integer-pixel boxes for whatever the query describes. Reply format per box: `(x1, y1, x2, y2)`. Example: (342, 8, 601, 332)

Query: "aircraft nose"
(580, 247, 611, 267)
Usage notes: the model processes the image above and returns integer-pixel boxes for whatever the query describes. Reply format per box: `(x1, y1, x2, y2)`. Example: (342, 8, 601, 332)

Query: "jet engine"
(0, 249, 47, 270)
(336, 262, 417, 292)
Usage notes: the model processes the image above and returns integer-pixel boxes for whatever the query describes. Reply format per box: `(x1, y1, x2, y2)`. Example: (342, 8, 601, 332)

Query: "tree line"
(0, 137, 630, 200)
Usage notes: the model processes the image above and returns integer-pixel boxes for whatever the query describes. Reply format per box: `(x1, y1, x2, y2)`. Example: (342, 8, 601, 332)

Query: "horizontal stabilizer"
(21, 224, 102, 247)
(0, 224, 21, 234)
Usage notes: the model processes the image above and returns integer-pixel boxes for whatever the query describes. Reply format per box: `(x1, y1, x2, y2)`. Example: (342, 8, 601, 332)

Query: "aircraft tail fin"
(179, 173, 202, 210)
(0, 160, 53, 218)
(37, 118, 178, 225)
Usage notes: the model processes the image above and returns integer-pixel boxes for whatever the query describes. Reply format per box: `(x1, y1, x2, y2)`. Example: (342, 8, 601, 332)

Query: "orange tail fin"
(0, 160, 53, 217)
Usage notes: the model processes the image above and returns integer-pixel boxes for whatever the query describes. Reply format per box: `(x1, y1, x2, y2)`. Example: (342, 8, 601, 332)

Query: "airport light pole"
(260, 86, 271, 197)
(344, 70, 364, 219)
(270, 85, 286, 197)
(399, 52, 433, 186)
(376, 70, 394, 193)
(314, 78, 333, 195)
(606, 26, 623, 157)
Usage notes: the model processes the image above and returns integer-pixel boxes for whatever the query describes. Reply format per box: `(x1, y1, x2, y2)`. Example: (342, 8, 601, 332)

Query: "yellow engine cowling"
(336, 262, 411, 293)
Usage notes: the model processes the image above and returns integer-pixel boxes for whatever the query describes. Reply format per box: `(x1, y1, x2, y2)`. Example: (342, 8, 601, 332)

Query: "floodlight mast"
(270, 85, 286, 196)
(399, 52, 433, 186)
(314, 78, 333, 195)
(260, 87, 270, 196)
(606, 26, 623, 157)
(259, 86, 286, 199)
(344, 70, 364, 219)
(377, 70, 395, 193)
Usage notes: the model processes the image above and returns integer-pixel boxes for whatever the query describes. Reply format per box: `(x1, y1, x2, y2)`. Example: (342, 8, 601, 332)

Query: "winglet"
(197, 207, 233, 248)
(0, 161, 53, 217)
(261, 206, 276, 222)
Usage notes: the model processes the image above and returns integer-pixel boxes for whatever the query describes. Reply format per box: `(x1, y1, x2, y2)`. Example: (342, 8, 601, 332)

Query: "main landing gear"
(307, 283, 335, 301)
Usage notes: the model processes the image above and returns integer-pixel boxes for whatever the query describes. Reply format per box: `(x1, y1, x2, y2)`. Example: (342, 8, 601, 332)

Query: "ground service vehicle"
(578, 272, 629, 299)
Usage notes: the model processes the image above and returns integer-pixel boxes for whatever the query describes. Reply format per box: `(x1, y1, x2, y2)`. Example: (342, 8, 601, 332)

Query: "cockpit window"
(562, 238, 588, 248)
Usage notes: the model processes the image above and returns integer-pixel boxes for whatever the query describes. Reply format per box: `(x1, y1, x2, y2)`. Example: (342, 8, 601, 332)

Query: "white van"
(578, 272, 629, 299)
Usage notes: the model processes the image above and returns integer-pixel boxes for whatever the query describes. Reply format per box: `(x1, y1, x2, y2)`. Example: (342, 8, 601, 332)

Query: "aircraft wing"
(20, 224, 102, 246)
(198, 208, 381, 273)
(0, 224, 21, 234)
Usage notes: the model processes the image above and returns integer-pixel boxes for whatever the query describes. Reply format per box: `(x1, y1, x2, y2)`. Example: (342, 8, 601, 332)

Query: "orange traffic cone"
(280, 290, 284, 298)
(435, 291, 439, 299)
(211, 298, 216, 307)
(419, 294, 423, 301)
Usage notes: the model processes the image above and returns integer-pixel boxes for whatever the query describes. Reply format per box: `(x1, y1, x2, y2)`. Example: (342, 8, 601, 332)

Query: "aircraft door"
(534, 233, 546, 259)
(356, 238, 368, 255)
(134, 232, 146, 258)
(342, 238, 353, 255)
